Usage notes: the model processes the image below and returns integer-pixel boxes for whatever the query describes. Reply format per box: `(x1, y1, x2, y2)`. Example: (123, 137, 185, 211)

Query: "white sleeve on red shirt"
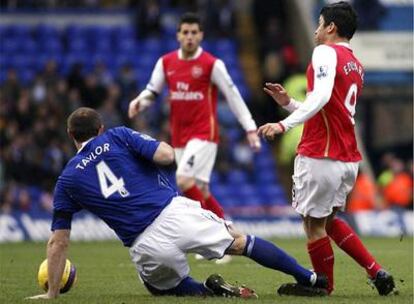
(145, 57, 166, 95)
(211, 59, 257, 132)
(279, 45, 337, 131)
(282, 98, 302, 113)
(134, 58, 165, 111)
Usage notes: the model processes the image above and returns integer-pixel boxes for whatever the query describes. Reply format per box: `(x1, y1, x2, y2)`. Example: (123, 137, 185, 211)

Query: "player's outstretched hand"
(25, 293, 55, 300)
(246, 131, 261, 152)
(257, 123, 284, 141)
(263, 83, 290, 106)
(128, 97, 140, 119)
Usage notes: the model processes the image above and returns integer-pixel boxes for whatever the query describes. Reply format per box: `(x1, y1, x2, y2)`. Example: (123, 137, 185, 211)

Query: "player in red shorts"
(258, 1, 396, 296)
(128, 13, 261, 222)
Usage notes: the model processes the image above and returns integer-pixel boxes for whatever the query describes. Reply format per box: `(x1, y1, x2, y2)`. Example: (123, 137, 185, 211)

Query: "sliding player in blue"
(27, 107, 327, 300)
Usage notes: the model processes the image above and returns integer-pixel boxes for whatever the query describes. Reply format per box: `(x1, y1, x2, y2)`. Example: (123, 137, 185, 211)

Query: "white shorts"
(128, 196, 234, 290)
(292, 155, 359, 218)
(174, 139, 217, 183)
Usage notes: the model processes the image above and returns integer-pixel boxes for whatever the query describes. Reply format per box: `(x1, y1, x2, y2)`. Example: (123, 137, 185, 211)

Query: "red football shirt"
(162, 50, 218, 148)
(297, 44, 363, 162)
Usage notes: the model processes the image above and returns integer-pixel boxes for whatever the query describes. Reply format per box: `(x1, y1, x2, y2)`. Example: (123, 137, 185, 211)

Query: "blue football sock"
(243, 235, 314, 286)
(144, 276, 209, 296)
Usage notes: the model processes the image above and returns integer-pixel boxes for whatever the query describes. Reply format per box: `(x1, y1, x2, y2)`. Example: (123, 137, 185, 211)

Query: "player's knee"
(176, 175, 195, 191)
(306, 227, 327, 242)
(303, 216, 328, 241)
(226, 234, 246, 255)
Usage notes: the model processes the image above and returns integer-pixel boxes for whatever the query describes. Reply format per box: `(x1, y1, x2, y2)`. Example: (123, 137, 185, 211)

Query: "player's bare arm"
(27, 230, 70, 300)
(263, 83, 290, 106)
(152, 142, 175, 165)
(45, 230, 70, 298)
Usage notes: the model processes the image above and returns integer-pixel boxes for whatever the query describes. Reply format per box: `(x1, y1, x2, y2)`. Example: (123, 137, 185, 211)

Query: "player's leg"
(226, 226, 327, 291)
(143, 274, 256, 298)
(129, 199, 212, 297)
(175, 143, 225, 260)
(142, 277, 209, 296)
(326, 214, 396, 295)
(325, 163, 382, 277)
(326, 162, 396, 295)
(304, 215, 335, 294)
(175, 139, 224, 218)
(290, 156, 342, 294)
(174, 146, 205, 203)
(130, 238, 209, 296)
(150, 197, 256, 298)
(190, 140, 225, 219)
(198, 182, 225, 219)
(194, 142, 226, 219)
(326, 213, 381, 277)
(141, 271, 235, 297)
(197, 183, 230, 263)
(170, 196, 317, 296)
(176, 175, 205, 204)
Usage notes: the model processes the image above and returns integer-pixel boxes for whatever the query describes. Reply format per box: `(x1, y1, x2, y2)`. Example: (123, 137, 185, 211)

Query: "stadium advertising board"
(0, 210, 412, 243)
(352, 32, 413, 71)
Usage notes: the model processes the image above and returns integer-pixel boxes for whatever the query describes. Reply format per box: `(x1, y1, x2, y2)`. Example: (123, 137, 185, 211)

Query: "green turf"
(0, 237, 412, 303)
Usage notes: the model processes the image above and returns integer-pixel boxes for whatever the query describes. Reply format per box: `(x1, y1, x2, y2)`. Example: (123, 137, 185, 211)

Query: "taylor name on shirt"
(76, 143, 110, 170)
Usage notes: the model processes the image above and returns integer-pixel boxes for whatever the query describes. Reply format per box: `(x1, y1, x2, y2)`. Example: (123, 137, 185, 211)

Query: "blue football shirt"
(51, 126, 178, 246)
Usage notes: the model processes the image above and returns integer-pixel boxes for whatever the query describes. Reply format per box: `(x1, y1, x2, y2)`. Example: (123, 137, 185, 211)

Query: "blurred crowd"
(1, 0, 412, 216)
(2, 61, 411, 214)
(0, 57, 257, 214)
(253, 0, 294, 83)
(0, 0, 237, 39)
(134, 0, 237, 39)
(250, 0, 302, 127)
(348, 154, 413, 212)
(0, 0, 266, 214)
(0, 60, 142, 213)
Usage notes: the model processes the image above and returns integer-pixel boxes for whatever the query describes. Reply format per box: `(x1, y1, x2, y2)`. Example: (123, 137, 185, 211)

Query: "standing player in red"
(258, 1, 396, 296)
(128, 13, 261, 222)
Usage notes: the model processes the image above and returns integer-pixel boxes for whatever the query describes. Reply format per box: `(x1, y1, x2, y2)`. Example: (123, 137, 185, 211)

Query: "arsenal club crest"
(191, 65, 203, 78)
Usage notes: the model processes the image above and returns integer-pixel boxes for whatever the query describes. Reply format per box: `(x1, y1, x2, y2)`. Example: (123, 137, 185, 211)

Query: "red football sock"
(204, 194, 225, 219)
(183, 185, 225, 218)
(307, 236, 334, 294)
(183, 184, 205, 204)
(327, 218, 382, 278)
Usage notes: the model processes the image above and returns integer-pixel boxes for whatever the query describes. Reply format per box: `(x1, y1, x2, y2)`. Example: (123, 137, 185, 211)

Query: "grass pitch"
(0, 237, 412, 304)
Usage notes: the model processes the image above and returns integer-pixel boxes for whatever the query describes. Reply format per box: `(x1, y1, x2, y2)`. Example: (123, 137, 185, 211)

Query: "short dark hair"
(67, 107, 102, 142)
(320, 1, 358, 40)
(177, 12, 203, 32)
